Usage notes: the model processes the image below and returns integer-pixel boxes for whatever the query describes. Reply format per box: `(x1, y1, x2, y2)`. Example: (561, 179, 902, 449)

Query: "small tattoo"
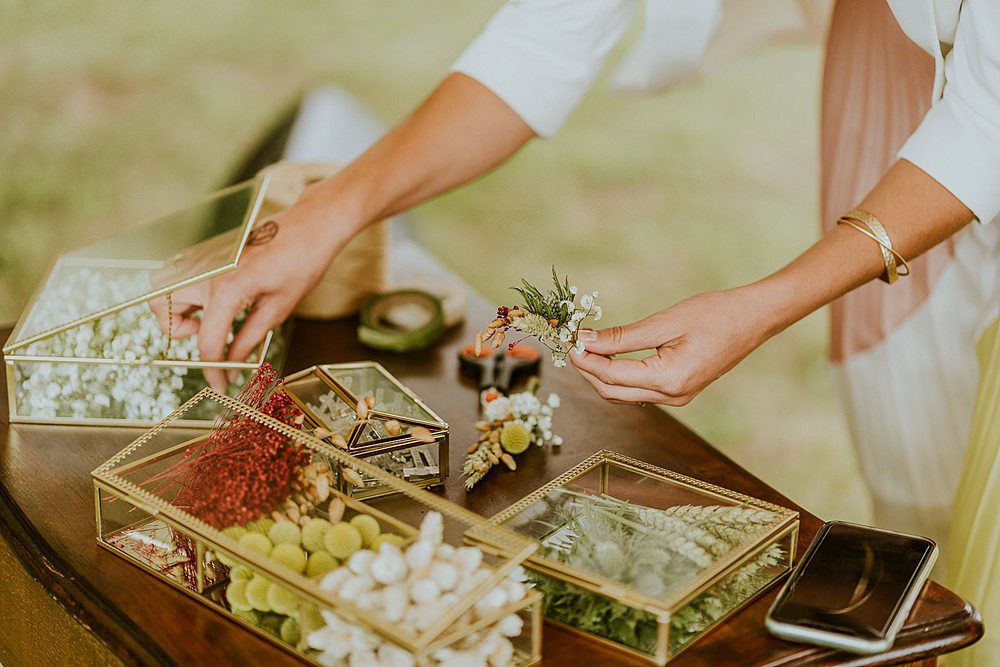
(248, 220, 278, 246)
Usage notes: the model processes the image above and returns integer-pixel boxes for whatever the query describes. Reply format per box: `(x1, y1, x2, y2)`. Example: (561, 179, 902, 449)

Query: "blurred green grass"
(0, 0, 870, 522)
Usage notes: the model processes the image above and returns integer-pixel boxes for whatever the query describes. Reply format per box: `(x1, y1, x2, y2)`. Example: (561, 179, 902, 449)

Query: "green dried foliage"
(511, 267, 575, 328)
(528, 491, 786, 655)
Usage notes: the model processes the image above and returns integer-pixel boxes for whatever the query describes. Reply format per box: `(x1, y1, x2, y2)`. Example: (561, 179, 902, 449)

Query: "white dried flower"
(488, 638, 514, 666)
(371, 543, 408, 585)
(15, 267, 226, 421)
(378, 643, 416, 667)
(429, 561, 459, 591)
(339, 574, 375, 599)
(436, 543, 456, 561)
(420, 511, 444, 545)
(305, 513, 527, 666)
(594, 540, 629, 577)
(348, 549, 376, 576)
(319, 567, 352, 594)
(381, 584, 410, 623)
(409, 578, 441, 605)
(453, 547, 483, 574)
(473, 586, 508, 615)
(497, 614, 523, 638)
(357, 590, 382, 611)
(405, 540, 435, 573)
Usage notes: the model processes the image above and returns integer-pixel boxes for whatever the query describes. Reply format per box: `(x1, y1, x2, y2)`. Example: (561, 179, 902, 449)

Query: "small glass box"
(474, 450, 799, 665)
(3, 176, 289, 427)
(92, 389, 541, 666)
(283, 363, 449, 499)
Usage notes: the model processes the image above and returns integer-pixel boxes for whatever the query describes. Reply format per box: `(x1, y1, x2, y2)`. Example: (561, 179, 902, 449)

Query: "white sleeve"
(449, 0, 639, 138)
(898, 0, 1000, 224)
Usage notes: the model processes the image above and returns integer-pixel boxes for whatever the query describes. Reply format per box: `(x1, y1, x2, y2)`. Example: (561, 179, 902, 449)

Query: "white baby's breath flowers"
(15, 268, 206, 421)
(308, 512, 529, 666)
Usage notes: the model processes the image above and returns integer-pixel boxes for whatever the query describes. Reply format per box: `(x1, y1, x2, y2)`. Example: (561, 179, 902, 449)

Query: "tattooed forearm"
(247, 219, 278, 246)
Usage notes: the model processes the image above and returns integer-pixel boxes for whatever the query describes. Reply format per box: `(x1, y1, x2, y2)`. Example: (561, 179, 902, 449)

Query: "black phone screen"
(769, 523, 935, 641)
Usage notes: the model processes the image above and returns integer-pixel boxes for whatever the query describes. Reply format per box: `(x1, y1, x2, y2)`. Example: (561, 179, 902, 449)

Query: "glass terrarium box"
(3, 175, 290, 427)
(92, 388, 542, 666)
(473, 450, 799, 665)
(282, 363, 449, 499)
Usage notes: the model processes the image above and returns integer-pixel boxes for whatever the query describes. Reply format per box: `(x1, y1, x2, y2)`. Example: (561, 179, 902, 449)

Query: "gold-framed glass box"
(92, 388, 542, 666)
(3, 175, 290, 427)
(474, 450, 799, 665)
(282, 363, 449, 499)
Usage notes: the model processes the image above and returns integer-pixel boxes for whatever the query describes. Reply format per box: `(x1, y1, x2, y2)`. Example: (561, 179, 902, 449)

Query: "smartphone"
(765, 521, 937, 654)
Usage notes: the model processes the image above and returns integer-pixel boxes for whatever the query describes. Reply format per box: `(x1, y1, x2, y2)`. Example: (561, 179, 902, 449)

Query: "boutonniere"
(462, 383, 562, 490)
(476, 268, 602, 368)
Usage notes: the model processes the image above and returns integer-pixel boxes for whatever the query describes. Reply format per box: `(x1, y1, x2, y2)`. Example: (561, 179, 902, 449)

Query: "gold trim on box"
(283, 363, 450, 499)
(4, 177, 271, 354)
(475, 449, 800, 664)
(92, 387, 535, 655)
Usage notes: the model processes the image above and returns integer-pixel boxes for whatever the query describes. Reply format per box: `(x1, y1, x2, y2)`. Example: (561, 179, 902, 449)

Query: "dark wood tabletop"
(0, 275, 983, 666)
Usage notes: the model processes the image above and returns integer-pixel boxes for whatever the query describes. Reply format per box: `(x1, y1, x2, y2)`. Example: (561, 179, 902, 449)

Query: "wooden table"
(0, 268, 983, 666)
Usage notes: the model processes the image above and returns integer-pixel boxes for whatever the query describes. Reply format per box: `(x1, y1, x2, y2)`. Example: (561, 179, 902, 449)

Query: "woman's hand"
(569, 286, 780, 406)
(150, 182, 357, 391)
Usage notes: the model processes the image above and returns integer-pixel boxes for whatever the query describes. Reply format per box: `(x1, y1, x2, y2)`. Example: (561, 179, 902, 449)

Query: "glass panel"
(95, 391, 535, 654)
(285, 373, 358, 438)
(98, 486, 200, 592)
(669, 528, 795, 655)
(353, 415, 440, 445)
(529, 571, 662, 657)
(500, 460, 784, 604)
(11, 360, 214, 422)
(322, 364, 440, 423)
(348, 441, 443, 499)
(11, 181, 259, 346)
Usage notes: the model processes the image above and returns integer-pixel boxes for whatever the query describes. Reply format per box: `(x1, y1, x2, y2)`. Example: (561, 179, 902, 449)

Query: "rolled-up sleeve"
(450, 0, 639, 138)
(898, 0, 1000, 224)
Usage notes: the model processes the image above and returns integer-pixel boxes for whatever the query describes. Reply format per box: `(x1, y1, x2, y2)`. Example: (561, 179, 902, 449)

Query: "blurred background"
(0, 0, 868, 521)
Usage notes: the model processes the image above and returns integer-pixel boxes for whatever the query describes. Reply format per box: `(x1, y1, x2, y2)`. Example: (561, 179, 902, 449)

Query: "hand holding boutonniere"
(476, 268, 602, 368)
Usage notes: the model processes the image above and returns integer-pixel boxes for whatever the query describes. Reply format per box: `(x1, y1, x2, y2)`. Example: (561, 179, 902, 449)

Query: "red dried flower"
(145, 363, 310, 528)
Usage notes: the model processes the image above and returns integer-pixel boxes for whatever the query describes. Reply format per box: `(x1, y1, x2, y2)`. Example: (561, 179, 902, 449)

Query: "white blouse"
(451, 0, 1000, 224)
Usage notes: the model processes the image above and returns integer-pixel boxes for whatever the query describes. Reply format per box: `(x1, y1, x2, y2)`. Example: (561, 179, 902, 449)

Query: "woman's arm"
(570, 160, 974, 405)
(160, 0, 641, 391)
(161, 73, 534, 391)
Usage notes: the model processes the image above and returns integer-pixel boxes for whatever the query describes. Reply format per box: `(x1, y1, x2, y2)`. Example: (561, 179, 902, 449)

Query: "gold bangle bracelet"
(837, 208, 910, 284)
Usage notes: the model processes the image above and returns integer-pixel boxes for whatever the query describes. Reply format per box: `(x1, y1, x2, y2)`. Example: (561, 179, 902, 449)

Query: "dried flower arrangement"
(143, 364, 307, 529)
(476, 269, 602, 368)
(217, 498, 408, 652)
(462, 382, 562, 490)
(304, 512, 530, 666)
(14, 268, 214, 420)
(107, 364, 309, 587)
(525, 490, 785, 655)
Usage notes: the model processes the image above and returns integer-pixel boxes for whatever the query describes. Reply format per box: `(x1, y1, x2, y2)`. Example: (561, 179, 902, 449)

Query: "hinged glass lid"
(4, 176, 271, 354)
(486, 450, 798, 609)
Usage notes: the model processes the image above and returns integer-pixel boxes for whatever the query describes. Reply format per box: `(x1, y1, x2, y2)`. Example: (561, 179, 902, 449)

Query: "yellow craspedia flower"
(500, 422, 531, 454)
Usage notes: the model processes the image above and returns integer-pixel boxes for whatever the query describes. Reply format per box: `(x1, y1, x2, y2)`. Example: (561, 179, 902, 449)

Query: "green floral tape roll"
(358, 290, 446, 353)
